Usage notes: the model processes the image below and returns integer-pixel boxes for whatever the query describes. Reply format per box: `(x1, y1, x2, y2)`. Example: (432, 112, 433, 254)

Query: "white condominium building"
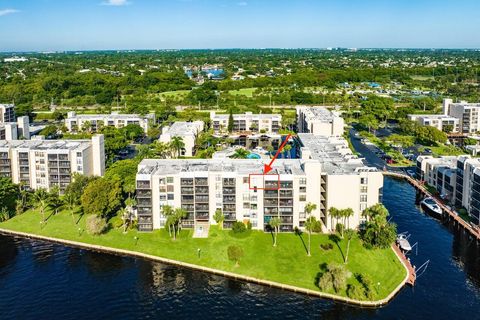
(159, 121, 205, 157)
(65, 111, 155, 133)
(0, 104, 16, 123)
(296, 106, 345, 136)
(135, 133, 382, 233)
(407, 114, 459, 133)
(443, 98, 480, 133)
(416, 155, 480, 224)
(0, 135, 105, 192)
(210, 111, 281, 135)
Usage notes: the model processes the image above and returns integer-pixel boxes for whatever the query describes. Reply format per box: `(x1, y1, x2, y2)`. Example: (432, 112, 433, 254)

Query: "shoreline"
(0, 227, 410, 307)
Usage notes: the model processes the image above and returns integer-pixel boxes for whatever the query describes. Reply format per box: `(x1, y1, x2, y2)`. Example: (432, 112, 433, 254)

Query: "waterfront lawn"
(0, 210, 406, 301)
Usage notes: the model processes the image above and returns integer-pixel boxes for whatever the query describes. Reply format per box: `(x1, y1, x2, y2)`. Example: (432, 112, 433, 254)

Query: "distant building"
(0, 135, 105, 192)
(159, 121, 204, 157)
(296, 106, 344, 136)
(65, 111, 155, 133)
(443, 99, 480, 133)
(210, 111, 281, 135)
(407, 114, 459, 133)
(3, 57, 28, 63)
(0, 104, 16, 123)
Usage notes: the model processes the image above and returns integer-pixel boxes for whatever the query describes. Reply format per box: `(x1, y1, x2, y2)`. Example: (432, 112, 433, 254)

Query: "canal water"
(1, 177, 480, 319)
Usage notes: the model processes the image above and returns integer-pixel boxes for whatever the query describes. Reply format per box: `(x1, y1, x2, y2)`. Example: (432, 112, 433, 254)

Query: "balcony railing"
(195, 187, 209, 194)
(195, 195, 209, 203)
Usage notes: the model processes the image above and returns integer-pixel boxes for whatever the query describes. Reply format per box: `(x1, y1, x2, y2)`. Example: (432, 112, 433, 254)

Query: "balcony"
(279, 190, 293, 197)
(195, 212, 209, 220)
(195, 195, 209, 203)
(223, 188, 235, 195)
(181, 187, 194, 194)
(181, 178, 193, 186)
(223, 204, 236, 212)
(264, 190, 278, 198)
(195, 178, 208, 185)
(264, 208, 278, 215)
(195, 204, 209, 211)
(136, 190, 151, 198)
(181, 195, 194, 203)
(137, 181, 150, 189)
(265, 181, 279, 189)
(137, 207, 152, 214)
(181, 204, 194, 211)
(264, 199, 278, 206)
(223, 196, 235, 204)
(223, 179, 235, 187)
(280, 182, 293, 189)
(279, 199, 293, 206)
(224, 213, 236, 221)
(0, 159, 11, 165)
(59, 161, 70, 168)
(195, 187, 209, 194)
(137, 199, 152, 206)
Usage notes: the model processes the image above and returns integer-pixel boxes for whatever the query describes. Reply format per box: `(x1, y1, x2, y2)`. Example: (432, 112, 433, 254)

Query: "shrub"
(86, 215, 108, 235)
(246, 220, 252, 230)
(347, 284, 364, 300)
(320, 243, 333, 251)
(227, 245, 244, 266)
(232, 221, 247, 233)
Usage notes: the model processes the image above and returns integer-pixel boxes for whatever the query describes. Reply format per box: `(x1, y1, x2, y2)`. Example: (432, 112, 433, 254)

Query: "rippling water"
(1, 177, 480, 319)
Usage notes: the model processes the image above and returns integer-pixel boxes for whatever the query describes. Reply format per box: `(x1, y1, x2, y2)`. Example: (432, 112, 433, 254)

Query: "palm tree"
(328, 207, 340, 232)
(173, 208, 188, 240)
(119, 207, 130, 233)
(231, 148, 250, 159)
(283, 144, 292, 158)
(269, 217, 281, 247)
(304, 202, 317, 256)
(34, 188, 49, 224)
(342, 208, 354, 230)
(154, 141, 170, 159)
(63, 192, 77, 223)
(48, 188, 64, 216)
(344, 229, 355, 264)
(170, 137, 185, 158)
(162, 205, 174, 237)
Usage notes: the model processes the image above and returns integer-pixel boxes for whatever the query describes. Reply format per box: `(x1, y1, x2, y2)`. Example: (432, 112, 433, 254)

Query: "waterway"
(1, 177, 480, 319)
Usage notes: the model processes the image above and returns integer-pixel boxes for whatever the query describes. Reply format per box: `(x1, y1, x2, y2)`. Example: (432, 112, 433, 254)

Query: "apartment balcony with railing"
(195, 204, 209, 211)
(264, 199, 278, 206)
(280, 181, 293, 189)
(0, 159, 11, 165)
(223, 179, 235, 187)
(265, 181, 279, 189)
(181, 187, 194, 194)
(19, 167, 29, 173)
(195, 195, 209, 203)
(224, 213, 236, 221)
(279, 190, 293, 197)
(195, 186, 209, 194)
(137, 207, 152, 215)
(181, 195, 194, 203)
(264, 208, 278, 215)
(181, 178, 194, 186)
(222, 188, 235, 195)
(137, 198, 152, 207)
(279, 199, 293, 206)
(137, 180, 151, 189)
(0, 153, 9, 159)
(264, 190, 278, 198)
(195, 212, 209, 220)
(181, 204, 194, 211)
(223, 196, 236, 204)
(195, 178, 208, 185)
(223, 204, 236, 212)
(136, 189, 151, 198)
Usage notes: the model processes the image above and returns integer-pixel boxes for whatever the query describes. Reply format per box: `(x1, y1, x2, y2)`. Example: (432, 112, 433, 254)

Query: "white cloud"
(101, 0, 130, 6)
(237, 1, 248, 6)
(0, 9, 19, 17)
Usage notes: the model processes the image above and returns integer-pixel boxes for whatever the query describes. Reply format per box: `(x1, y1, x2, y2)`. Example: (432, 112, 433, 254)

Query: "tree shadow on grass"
(329, 234, 345, 262)
(314, 262, 328, 288)
(75, 212, 84, 225)
(45, 211, 55, 222)
(294, 229, 308, 254)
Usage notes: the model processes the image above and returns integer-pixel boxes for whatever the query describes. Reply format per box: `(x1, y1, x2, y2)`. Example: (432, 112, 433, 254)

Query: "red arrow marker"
(264, 134, 292, 174)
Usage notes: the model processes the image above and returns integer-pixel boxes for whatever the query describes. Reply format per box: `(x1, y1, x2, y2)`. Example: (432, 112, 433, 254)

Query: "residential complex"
(296, 106, 345, 136)
(210, 111, 281, 135)
(159, 121, 204, 157)
(407, 114, 459, 133)
(135, 132, 382, 232)
(442, 99, 480, 133)
(0, 135, 105, 192)
(416, 155, 480, 224)
(65, 111, 155, 133)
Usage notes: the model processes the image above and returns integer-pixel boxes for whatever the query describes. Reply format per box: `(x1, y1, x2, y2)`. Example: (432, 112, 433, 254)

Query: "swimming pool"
(247, 153, 261, 159)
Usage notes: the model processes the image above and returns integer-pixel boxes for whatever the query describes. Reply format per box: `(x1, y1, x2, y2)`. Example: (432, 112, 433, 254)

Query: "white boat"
(396, 234, 412, 252)
(420, 197, 443, 219)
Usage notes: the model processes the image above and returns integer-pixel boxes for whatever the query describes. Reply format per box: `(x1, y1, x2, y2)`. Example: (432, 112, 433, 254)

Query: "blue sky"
(0, 0, 479, 51)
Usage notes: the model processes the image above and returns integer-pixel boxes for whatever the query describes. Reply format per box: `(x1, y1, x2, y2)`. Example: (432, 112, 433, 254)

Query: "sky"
(0, 0, 480, 51)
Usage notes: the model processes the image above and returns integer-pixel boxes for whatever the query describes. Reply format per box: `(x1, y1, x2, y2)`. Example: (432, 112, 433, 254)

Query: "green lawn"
(430, 144, 465, 157)
(0, 209, 406, 301)
(228, 88, 257, 97)
(157, 90, 191, 99)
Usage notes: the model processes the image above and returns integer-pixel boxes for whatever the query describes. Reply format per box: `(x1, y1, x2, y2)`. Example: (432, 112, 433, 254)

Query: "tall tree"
(269, 217, 281, 247)
(304, 202, 318, 256)
(170, 137, 185, 158)
(0, 177, 19, 213)
(228, 109, 234, 133)
(81, 177, 122, 218)
(213, 208, 225, 229)
(34, 188, 49, 224)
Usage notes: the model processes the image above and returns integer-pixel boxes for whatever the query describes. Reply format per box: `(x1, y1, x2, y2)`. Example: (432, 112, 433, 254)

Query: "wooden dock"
(384, 172, 480, 242)
(392, 243, 416, 286)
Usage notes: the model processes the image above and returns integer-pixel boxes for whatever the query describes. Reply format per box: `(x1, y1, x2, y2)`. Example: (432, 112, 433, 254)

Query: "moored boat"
(420, 197, 443, 219)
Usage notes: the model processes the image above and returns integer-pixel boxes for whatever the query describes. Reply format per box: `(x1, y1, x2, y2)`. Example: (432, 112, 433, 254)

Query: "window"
(360, 203, 367, 211)
(360, 195, 367, 202)
(299, 178, 307, 185)
(250, 204, 257, 210)
(243, 202, 250, 209)
(167, 185, 174, 192)
(299, 194, 306, 201)
(299, 186, 306, 193)
(243, 177, 249, 183)
(159, 186, 166, 193)
(360, 177, 368, 185)
(167, 177, 174, 183)
(159, 195, 167, 201)
(360, 186, 368, 193)
(167, 194, 174, 200)
(159, 178, 165, 185)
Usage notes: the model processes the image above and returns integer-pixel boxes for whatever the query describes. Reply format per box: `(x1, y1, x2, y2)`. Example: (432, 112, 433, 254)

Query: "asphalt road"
(348, 128, 410, 173)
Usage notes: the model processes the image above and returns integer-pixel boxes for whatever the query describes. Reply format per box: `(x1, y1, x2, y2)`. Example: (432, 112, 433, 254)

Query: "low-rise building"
(65, 111, 155, 133)
(210, 111, 281, 135)
(407, 114, 459, 133)
(416, 155, 457, 201)
(296, 106, 344, 136)
(159, 121, 204, 157)
(0, 135, 105, 192)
